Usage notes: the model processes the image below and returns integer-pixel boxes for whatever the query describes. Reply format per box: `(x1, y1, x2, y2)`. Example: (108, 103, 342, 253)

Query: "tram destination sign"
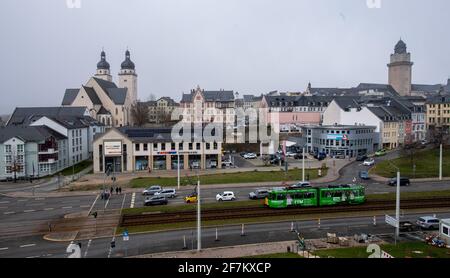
(385, 215, 399, 228)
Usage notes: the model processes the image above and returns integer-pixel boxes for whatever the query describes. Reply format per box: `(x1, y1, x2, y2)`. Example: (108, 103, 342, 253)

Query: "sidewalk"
(132, 240, 298, 258)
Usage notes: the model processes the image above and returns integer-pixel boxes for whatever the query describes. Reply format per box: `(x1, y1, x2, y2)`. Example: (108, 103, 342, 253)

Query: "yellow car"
(185, 193, 198, 203)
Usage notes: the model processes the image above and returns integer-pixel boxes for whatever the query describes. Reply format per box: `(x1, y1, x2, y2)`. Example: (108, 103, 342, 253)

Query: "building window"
(153, 143, 158, 151)
(171, 143, 175, 150)
(206, 143, 210, 150)
(143, 144, 148, 151)
(17, 145, 24, 153)
(5, 155, 12, 164)
(5, 145, 11, 153)
(179, 143, 183, 150)
(161, 143, 166, 151)
(213, 142, 218, 150)
(135, 144, 140, 151)
(189, 143, 193, 150)
(196, 143, 201, 150)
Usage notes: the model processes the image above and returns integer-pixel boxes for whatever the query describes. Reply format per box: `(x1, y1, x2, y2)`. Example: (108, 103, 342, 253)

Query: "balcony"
(38, 148, 59, 154)
(39, 158, 57, 164)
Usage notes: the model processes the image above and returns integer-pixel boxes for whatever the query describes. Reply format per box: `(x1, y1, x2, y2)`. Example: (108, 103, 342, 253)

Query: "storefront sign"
(156, 151, 201, 155)
(104, 141, 122, 156)
(326, 134, 348, 141)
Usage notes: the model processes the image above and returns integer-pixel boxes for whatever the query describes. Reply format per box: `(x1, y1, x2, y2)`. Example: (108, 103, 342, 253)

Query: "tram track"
(120, 197, 450, 227)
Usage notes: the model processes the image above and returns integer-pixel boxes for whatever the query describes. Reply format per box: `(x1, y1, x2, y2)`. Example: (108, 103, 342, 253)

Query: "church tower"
(388, 39, 413, 96)
(119, 50, 138, 104)
(95, 50, 113, 82)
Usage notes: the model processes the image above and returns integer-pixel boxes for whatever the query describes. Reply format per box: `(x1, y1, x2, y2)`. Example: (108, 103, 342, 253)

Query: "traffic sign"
(385, 215, 399, 228)
(122, 230, 129, 241)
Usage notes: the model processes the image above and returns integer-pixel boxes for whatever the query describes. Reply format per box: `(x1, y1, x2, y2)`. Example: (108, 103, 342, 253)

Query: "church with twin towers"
(62, 50, 138, 127)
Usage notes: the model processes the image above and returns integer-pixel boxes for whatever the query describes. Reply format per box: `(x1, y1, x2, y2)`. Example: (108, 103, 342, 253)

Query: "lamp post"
(302, 147, 305, 182)
(439, 144, 443, 181)
(196, 178, 201, 251)
(177, 153, 181, 190)
(388, 161, 401, 243)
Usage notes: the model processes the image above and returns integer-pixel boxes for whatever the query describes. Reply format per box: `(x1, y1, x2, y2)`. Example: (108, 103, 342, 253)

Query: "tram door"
(287, 194, 293, 206)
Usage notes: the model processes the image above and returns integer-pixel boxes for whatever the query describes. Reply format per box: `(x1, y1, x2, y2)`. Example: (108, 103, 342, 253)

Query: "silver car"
(155, 189, 177, 198)
(142, 185, 162, 196)
(416, 216, 440, 230)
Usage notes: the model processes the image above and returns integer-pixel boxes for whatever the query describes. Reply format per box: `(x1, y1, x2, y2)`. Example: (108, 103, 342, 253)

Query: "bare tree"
(147, 93, 157, 102)
(130, 102, 149, 127)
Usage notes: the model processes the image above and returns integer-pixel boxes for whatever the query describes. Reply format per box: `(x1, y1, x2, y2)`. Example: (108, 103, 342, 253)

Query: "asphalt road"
(1, 211, 448, 258)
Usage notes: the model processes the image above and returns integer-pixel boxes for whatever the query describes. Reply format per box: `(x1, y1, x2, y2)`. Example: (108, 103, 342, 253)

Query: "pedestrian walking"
(119, 187, 122, 194)
(116, 187, 119, 195)
(110, 187, 113, 195)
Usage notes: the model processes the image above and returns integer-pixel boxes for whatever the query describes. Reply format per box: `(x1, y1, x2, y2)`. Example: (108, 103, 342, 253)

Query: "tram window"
(276, 194, 286, 200)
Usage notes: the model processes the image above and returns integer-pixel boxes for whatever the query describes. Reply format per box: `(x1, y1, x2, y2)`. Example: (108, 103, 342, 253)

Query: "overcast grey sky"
(1, 0, 449, 114)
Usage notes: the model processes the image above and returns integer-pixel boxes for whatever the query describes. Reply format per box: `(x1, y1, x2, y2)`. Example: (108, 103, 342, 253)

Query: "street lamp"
(388, 161, 401, 244)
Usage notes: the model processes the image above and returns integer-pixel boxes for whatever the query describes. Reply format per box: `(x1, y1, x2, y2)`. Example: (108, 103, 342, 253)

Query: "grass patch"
(130, 168, 327, 188)
(313, 242, 450, 258)
(371, 148, 450, 178)
(59, 160, 92, 176)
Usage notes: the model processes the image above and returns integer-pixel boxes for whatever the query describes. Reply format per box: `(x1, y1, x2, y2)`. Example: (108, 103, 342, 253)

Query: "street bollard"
(291, 222, 294, 232)
(318, 218, 321, 230)
(215, 228, 220, 242)
(241, 224, 246, 237)
(182, 235, 187, 250)
(373, 216, 377, 226)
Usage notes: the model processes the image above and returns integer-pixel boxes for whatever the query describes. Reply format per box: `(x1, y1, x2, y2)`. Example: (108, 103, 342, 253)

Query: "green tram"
(265, 184, 365, 209)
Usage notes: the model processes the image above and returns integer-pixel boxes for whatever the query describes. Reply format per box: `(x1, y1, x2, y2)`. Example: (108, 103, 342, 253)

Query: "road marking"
(104, 198, 110, 209)
(80, 205, 91, 208)
(17, 199, 28, 202)
(0, 201, 10, 204)
(44, 208, 54, 211)
(4, 212, 14, 215)
(26, 256, 40, 258)
(34, 198, 45, 201)
(87, 194, 100, 216)
(349, 225, 369, 228)
(374, 192, 389, 194)
(84, 239, 92, 258)
(20, 244, 36, 248)
(62, 206, 73, 209)
(130, 193, 136, 208)
(0, 206, 7, 209)
(0, 247, 9, 251)
(24, 210, 36, 213)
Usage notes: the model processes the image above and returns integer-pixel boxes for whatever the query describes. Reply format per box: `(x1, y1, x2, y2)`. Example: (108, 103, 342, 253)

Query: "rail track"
(120, 197, 450, 227)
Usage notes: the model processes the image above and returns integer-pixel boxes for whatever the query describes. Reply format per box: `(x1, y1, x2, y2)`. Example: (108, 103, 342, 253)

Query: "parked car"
(294, 154, 307, 160)
(286, 152, 297, 158)
(209, 160, 218, 168)
(289, 181, 312, 188)
(142, 185, 162, 196)
(388, 177, 410, 186)
(222, 159, 233, 167)
(244, 153, 257, 159)
(363, 158, 375, 166)
(216, 191, 236, 201)
(190, 161, 200, 169)
(249, 189, 269, 200)
(416, 216, 440, 230)
(334, 154, 346, 159)
(356, 154, 368, 161)
(155, 189, 177, 198)
(184, 193, 198, 203)
(375, 149, 387, 157)
(359, 171, 370, 180)
(314, 152, 326, 161)
(240, 152, 247, 157)
(399, 221, 415, 232)
(144, 196, 168, 206)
